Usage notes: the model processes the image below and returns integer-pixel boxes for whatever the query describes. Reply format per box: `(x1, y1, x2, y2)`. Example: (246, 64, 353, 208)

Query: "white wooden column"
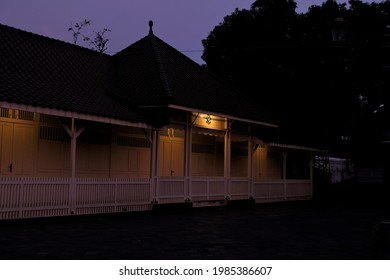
(248, 136, 255, 199)
(150, 129, 160, 203)
(282, 152, 287, 200)
(309, 151, 314, 182)
(184, 123, 192, 201)
(309, 151, 314, 197)
(63, 116, 85, 214)
(224, 125, 231, 199)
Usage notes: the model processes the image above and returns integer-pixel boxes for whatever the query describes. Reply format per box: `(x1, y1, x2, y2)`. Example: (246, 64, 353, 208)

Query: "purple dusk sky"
(0, 0, 379, 64)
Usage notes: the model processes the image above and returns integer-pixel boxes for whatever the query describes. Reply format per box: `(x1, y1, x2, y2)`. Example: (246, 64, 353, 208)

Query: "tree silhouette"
(83, 28, 111, 53)
(202, 0, 390, 165)
(68, 19, 91, 45)
(68, 19, 111, 53)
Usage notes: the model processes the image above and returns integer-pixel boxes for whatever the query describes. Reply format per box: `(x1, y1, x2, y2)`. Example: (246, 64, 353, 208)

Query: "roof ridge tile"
(148, 32, 172, 100)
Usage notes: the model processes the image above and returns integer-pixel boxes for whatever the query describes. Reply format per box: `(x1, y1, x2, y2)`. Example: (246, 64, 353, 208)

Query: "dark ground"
(0, 182, 389, 260)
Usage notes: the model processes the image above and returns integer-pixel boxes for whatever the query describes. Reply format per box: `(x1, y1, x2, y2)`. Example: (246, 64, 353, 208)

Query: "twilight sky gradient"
(0, 0, 379, 64)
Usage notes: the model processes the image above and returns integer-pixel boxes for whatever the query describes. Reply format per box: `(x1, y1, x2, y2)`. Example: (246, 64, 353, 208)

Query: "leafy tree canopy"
(202, 0, 390, 165)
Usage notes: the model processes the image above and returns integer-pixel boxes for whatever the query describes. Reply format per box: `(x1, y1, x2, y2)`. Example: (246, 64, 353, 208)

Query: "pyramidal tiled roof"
(112, 23, 278, 126)
(0, 23, 146, 124)
(0, 22, 278, 128)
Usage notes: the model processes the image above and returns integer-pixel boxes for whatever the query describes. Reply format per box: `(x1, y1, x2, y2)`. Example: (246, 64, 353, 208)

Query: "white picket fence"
(156, 177, 312, 204)
(0, 177, 152, 219)
(0, 177, 312, 220)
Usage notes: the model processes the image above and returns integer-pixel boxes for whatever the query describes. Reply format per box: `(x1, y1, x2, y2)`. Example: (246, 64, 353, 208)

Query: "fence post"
(18, 177, 24, 218)
(69, 178, 76, 215)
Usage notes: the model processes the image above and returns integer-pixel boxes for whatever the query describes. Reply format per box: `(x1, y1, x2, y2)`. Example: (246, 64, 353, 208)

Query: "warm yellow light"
(192, 112, 227, 130)
(205, 114, 211, 125)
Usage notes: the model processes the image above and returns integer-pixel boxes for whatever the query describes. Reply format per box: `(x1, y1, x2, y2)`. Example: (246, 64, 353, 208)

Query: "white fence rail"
(191, 177, 226, 201)
(253, 179, 312, 203)
(0, 177, 152, 219)
(153, 177, 311, 204)
(75, 178, 152, 215)
(1, 177, 312, 220)
(0, 177, 70, 219)
(230, 178, 251, 200)
(157, 177, 187, 204)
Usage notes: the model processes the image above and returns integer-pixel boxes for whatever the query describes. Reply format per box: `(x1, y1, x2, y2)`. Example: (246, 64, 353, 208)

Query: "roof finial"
(149, 20, 153, 35)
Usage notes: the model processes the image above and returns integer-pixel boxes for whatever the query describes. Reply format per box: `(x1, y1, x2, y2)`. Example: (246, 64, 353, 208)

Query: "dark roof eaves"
(0, 100, 150, 128)
(166, 104, 278, 128)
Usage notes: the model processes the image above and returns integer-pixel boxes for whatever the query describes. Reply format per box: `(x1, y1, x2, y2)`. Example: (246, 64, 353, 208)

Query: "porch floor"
(0, 198, 388, 260)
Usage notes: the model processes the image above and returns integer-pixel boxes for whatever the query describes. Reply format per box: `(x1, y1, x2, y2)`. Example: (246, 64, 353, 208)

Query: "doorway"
(158, 128, 184, 177)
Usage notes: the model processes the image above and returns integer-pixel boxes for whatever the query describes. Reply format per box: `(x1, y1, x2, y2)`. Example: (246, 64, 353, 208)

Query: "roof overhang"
(267, 142, 323, 152)
(0, 101, 151, 129)
(167, 104, 279, 128)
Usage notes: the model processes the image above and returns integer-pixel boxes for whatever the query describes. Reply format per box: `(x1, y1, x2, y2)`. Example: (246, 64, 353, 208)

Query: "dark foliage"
(202, 0, 390, 164)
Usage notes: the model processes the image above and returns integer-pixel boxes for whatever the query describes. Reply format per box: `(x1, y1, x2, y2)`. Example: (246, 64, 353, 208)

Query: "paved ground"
(0, 194, 389, 260)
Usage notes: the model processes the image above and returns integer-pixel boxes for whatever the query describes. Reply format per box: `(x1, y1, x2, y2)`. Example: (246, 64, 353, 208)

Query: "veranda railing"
(0, 177, 312, 219)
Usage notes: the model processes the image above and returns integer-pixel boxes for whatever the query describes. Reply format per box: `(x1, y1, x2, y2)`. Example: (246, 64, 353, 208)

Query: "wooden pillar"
(309, 151, 314, 182)
(150, 129, 160, 203)
(184, 123, 192, 201)
(282, 152, 287, 200)
(309, 151, 314, 198)
(70, 118, 77, 179)
(224, 125, 231, 199)
(66, 117, 85, 179)
(63, 116, 85, 214)
(248, 136, 255, 198)
(248, 123, 256, 198)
